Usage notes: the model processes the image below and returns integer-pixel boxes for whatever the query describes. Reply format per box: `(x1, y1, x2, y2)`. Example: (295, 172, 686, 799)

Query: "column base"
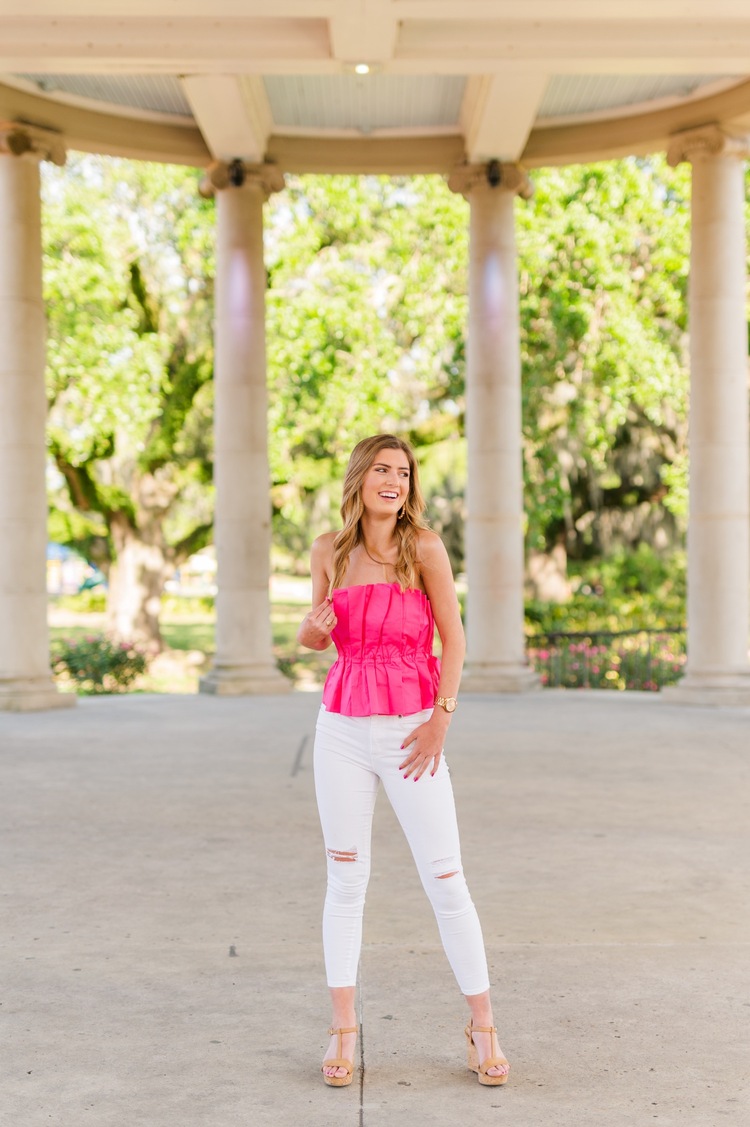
(663, 669, 750, 707)
(461, 663, 541, 693)
(199, 661, 292, 696)
(0, 677, 77, 712)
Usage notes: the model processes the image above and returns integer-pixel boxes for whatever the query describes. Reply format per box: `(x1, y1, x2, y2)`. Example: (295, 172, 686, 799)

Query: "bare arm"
(399, 531, 465, 780)
(297, 533, 338, 651)
(420, 531, 466, 703)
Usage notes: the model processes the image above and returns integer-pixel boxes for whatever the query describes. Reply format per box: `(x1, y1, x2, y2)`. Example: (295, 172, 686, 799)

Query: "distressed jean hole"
(430, 856, 459, 880)
(327, 847, 357, 863)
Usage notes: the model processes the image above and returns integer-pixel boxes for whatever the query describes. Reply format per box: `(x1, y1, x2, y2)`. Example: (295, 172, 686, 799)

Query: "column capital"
(447, 160, 533, 200)
(0, 121, 66, 166)
(667, 123, 750, 167)
(199, 159, 285, 200)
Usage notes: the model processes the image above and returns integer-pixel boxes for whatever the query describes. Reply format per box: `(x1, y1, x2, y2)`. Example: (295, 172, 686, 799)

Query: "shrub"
(525, 549, 686, 634)
(51, 634, 148, 694)
(527, 631, 686, 691)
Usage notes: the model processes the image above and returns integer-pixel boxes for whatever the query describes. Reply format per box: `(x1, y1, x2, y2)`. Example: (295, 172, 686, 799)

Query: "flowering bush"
(51, 634, 148, 694)
(527, 631, 686, 691)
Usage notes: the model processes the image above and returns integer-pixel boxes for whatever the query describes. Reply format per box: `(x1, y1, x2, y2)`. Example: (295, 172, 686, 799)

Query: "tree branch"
(167, 522, 214, 569)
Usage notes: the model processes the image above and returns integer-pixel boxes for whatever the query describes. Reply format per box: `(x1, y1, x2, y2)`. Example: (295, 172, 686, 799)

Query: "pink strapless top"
(322, 582, 441, 717)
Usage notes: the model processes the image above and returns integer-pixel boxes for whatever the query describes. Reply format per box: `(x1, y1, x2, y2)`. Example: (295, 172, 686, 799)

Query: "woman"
(297, 434, 509, 1088)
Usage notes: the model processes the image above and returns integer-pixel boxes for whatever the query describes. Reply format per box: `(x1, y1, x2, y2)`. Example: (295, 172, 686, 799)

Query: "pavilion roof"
(2, 1, 750, 170)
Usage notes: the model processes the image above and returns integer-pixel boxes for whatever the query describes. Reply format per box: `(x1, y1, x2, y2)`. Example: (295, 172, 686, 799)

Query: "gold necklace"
(361, 542, 390, 581)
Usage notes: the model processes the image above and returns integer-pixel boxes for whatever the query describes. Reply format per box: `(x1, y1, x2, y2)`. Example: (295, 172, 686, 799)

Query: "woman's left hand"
(399, 716, 449, 781)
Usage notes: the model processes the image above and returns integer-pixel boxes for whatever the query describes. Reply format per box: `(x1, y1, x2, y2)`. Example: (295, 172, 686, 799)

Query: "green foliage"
(265, 174, 468, 561)
(519, 156, 691, 558)
(525, 547, 686, 633)
(160, 594, 215, 619)
(48, 507, 108, 568)
(43, 155, 701, 646)
(44, 162, 167, 462)
(51, 634, 148, 694)
(417, 437, 466, 569)
(140, 347, 213, 474)
(264, 161, 690, 584)
(52, 591, 107, 614)
(44, 156, 215, 482)
(43, 154, 217, 643)
(594, 542, 684, 597)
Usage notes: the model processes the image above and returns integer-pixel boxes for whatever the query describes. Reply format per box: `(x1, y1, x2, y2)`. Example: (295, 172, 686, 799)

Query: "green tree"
(265, 174, 468, 567)
(518, 156, 691, 583)
(44, 156, 695, 637)
(44, 155, 216, 650)
(264, 162, 692, 588)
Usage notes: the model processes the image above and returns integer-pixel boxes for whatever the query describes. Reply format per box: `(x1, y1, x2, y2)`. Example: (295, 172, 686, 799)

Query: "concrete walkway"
(2, 691, 749, 1127)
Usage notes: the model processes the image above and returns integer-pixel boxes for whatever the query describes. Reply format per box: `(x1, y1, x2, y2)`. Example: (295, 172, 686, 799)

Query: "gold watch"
(435, 695, 457, 713)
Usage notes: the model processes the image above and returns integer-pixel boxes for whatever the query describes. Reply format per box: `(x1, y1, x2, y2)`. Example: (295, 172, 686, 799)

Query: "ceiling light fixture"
(342, 62, 381, 75)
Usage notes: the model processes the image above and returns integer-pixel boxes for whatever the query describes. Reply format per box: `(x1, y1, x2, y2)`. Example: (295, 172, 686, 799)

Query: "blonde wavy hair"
(329, 434, 429, 593)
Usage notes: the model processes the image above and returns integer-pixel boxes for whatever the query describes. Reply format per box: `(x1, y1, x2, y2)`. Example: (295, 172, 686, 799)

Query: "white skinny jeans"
(313, 705, 490, 996)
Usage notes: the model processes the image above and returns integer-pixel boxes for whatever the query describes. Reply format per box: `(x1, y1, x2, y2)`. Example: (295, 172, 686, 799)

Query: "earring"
(397, 508, 405, 520)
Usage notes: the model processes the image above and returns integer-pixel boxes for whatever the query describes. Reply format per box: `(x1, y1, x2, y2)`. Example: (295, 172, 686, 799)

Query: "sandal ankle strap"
(328, 1025, 358, 1036)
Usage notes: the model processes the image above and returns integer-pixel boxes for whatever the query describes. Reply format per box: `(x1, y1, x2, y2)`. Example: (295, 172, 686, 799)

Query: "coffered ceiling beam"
(329, 0, 399, 64)
(461, 73, 549, 163)
(181, 75, 272, 162)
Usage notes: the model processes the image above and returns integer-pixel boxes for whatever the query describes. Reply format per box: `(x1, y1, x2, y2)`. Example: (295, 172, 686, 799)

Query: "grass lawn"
(48, 590, 333, 694)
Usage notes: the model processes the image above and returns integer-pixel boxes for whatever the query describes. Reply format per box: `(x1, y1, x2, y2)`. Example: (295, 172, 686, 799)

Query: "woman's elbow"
(442, 628, 466, 658)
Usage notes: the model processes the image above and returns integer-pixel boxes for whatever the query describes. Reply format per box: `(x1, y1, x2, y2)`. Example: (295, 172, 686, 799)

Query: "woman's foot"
(322, 1025, 358, 1084)
(465, 1023, 510, 1084)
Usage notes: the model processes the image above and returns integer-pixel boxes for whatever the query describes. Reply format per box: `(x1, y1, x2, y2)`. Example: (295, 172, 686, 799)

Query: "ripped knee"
(431, 856, 460, 880)
(327, 846, 358, 863)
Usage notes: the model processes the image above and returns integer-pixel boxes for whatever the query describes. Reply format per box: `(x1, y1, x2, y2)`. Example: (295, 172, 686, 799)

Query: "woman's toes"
(485, 1060, 509, 1078)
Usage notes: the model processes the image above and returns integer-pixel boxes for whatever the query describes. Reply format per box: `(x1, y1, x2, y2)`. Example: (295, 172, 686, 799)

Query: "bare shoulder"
(415, 527, 449, 564)
(311, 530, 338, 569)
(312, 530, 338, 553)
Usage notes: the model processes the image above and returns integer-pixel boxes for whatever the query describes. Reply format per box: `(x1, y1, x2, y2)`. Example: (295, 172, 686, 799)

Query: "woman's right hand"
(297, 597, 338, 650)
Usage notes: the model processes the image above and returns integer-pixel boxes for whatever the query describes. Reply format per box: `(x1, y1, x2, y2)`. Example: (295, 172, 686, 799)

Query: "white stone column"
(448, 163, 539, 692)
(0, 127, 73, 710)
(666, 126, 750, 705)
(199, 162, 290, 695)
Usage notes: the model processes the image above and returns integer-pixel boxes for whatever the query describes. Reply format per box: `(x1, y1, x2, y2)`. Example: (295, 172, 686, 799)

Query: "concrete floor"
(2, 690, 749, 1127)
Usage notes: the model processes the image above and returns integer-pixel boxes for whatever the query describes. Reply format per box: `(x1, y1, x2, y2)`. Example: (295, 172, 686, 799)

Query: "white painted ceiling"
(3, 1, 750, 163)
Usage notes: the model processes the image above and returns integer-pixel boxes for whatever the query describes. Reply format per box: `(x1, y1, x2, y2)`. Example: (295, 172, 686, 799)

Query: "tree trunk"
(107, 513, 169, 652)
(526, 541, 571, 603)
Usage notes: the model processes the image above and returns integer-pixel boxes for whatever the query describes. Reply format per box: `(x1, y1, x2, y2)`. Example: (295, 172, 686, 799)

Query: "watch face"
(444, 697, 456, 712)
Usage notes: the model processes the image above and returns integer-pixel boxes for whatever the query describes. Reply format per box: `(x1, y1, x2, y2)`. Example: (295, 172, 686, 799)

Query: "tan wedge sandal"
(464, 1022, 510, 1086)
(322, 1025, 358, 1087)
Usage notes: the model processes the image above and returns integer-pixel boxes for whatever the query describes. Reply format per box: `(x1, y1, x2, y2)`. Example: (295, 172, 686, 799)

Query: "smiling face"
(360, 447, 411, 517)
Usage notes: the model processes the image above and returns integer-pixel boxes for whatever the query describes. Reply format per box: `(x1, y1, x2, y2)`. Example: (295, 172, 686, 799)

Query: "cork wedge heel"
(321, 1025, 358, 1087)
(464, 1023, 510, 1086)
